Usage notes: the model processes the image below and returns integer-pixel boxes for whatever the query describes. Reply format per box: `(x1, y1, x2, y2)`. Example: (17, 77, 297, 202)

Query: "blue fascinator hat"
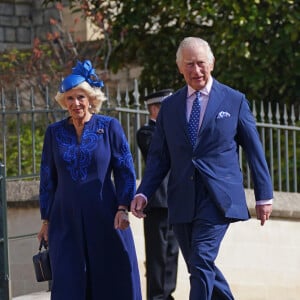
(59, 60, 104, 93)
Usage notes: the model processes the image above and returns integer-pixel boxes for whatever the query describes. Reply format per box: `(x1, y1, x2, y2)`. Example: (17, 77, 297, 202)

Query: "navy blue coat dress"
(39, 114, 142, 300)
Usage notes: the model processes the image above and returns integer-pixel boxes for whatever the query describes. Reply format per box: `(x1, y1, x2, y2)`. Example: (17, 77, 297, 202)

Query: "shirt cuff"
(256, 199, 273, 205)
(135, 193, 148, 204)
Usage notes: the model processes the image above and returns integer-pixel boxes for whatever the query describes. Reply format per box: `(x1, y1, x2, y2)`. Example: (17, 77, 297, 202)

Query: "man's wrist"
(135, 193, 148, 204)
(256, 199, 273, 205)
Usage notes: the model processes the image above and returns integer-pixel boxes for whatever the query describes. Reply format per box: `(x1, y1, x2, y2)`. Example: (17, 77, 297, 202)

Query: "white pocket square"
(217, 111, 231, 119)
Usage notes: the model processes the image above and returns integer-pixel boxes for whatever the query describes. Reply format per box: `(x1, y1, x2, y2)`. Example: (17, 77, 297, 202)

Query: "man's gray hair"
(176, 37, 215, 66)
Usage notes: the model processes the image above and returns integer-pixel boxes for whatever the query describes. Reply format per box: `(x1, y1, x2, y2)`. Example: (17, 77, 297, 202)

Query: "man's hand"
(255, 204, 272, 226)
(130, 195, 147, 218)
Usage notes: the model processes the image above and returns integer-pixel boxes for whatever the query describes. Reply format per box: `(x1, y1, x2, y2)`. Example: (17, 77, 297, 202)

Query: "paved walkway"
(13, 291, 50, 300)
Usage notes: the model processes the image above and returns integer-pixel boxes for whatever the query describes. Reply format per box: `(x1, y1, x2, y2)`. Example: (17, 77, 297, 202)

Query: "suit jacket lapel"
(175, 86, 191, 145)
(172, 83, 225, 149)
(197, 80, 224, 140)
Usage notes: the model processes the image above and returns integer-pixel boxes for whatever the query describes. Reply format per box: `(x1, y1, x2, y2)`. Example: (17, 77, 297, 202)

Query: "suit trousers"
(172, 173, 234, 300)
(144, 207, 179, 300)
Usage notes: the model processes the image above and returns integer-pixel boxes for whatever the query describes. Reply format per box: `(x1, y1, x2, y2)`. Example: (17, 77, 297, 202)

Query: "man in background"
(136, 89, 179, 300)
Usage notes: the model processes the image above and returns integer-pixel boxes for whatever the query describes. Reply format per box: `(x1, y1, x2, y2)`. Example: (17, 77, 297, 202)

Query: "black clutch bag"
(32, 238, 52, 282)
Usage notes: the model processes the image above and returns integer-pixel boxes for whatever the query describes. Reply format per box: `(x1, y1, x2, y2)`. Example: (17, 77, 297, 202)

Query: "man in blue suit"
(137, 89, 179, 300)
(131, 37, 273, 300)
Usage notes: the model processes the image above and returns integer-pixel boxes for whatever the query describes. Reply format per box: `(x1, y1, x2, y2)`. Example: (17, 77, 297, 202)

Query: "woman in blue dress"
(37, 60, 142, 300)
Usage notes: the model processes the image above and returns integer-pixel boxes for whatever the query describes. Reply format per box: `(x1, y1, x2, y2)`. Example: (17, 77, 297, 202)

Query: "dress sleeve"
(39, 126, 58, 220)
(109, 118, 136, 207)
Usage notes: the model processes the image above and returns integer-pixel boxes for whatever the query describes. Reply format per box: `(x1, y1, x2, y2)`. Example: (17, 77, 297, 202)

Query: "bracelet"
(42, 220, 49, 225)
(117, 208, 128, 214)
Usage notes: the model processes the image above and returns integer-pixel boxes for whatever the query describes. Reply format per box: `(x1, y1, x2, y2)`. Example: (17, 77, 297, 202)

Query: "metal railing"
(240, 101, 300, 193)
(0, 163, 10, 300)
(0, 81, 299, 192)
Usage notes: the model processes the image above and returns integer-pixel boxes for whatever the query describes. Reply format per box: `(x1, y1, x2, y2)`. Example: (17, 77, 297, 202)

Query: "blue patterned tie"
(188, 91, 201, 148)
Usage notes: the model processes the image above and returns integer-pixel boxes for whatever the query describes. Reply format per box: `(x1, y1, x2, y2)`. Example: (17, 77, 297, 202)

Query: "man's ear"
(176, 63, 183, 74)
(210, 59, 215, 72)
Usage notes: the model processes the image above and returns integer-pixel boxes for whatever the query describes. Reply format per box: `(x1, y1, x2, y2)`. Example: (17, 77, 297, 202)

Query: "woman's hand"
(37, 220, 49, 242)
(114, 208, 130, 230)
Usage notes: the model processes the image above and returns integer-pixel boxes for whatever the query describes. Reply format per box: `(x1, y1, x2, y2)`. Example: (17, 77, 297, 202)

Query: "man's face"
(177, 45, 214, 90)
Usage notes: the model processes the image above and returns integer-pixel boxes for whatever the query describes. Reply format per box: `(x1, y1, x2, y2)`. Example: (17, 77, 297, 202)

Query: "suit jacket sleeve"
(236, 98, 273, 200)
(136, 112, 170, 200)
(136, 122, 169, 208)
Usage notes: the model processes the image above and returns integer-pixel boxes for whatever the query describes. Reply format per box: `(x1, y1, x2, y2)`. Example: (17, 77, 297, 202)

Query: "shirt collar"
(187, 76, 213, 98)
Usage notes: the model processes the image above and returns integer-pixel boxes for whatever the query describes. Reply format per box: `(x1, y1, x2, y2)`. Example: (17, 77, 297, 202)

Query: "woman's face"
(63, 88, 91, 121)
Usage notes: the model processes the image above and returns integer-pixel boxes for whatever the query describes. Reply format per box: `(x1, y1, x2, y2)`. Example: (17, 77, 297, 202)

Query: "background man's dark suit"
(137, 90, 179, 300)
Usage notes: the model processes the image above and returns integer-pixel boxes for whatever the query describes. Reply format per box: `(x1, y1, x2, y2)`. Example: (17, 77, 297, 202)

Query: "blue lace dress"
(39, 114, 142, 300)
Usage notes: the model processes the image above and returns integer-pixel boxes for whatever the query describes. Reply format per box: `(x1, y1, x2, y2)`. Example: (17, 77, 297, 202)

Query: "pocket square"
(217, 111, 231, 119)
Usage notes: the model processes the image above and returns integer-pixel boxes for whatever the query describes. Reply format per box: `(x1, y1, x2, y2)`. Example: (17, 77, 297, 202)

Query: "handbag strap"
(39, 238, 49, 251)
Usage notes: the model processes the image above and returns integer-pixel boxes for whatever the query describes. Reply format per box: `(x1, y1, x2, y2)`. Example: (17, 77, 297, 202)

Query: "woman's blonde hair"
(55, 81, 107, 113)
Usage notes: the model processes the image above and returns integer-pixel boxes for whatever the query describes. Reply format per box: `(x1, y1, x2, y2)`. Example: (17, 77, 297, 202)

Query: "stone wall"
(0, 0, 102, 52)
(0, 0, 58, 50)
(6, 180, 300, 222)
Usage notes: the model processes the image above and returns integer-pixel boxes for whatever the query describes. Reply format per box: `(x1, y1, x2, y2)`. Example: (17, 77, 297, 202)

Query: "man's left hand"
(255, 204, 272, 226)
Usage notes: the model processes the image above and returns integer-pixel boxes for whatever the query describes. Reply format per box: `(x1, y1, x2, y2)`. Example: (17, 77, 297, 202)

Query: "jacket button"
(190, 176, 194, 180)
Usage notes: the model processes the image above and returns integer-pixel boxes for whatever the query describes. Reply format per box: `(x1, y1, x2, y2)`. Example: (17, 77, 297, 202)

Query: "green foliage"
(43, 0, 299, 109)
(0, 120, 45, 177)
(0, 42, 58, 88)
(112, 0, 300, 106)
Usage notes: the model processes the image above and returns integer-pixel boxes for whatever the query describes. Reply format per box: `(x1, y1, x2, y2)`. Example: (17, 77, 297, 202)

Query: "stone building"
(0, 0, 142, 94)
(0, 0, 100, 50)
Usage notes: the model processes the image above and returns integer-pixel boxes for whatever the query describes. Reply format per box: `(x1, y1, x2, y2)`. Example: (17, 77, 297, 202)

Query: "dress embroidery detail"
(54, 120, 102, 181)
